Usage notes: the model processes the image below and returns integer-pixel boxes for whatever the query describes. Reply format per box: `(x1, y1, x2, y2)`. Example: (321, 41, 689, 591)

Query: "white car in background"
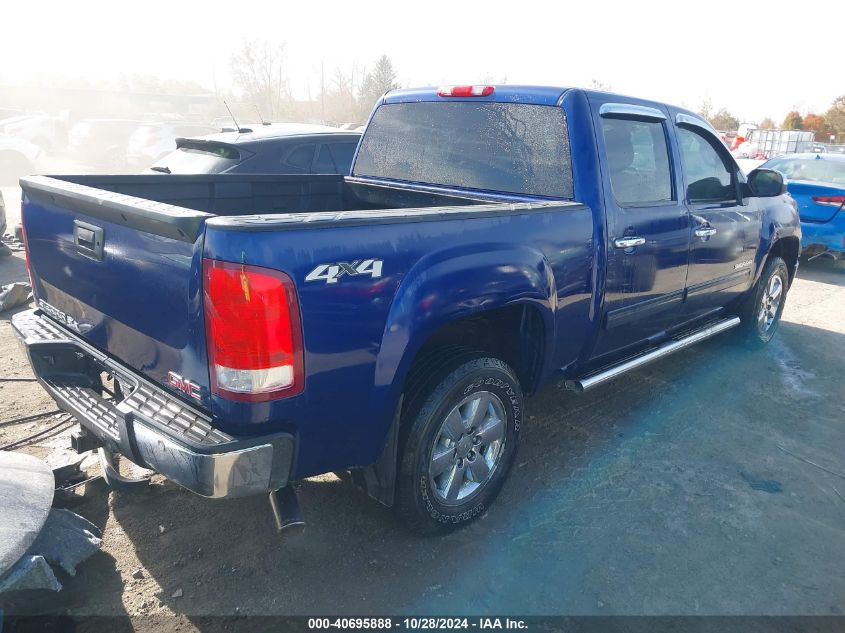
(0, 114, 67, 153)
(0, 134, 41, 186)
(126, 122, 217, 170)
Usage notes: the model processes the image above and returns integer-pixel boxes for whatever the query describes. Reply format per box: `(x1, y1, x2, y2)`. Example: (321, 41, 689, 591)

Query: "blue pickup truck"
(14, 85, 800, 533)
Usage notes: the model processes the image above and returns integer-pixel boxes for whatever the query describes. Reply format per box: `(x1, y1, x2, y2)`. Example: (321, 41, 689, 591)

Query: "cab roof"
(383, 85, 572, 106)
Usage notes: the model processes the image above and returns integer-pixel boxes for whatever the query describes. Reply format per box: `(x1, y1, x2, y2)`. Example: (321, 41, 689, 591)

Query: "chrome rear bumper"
(11, 309, 294, 498)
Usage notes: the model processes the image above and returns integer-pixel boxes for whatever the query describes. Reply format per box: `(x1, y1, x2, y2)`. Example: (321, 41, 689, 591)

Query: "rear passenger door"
(673, 116, 760, 319)
(591, 101, 691, 358)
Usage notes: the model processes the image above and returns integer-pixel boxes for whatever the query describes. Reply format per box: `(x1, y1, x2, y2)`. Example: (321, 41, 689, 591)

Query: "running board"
(564, 316, 741, 394)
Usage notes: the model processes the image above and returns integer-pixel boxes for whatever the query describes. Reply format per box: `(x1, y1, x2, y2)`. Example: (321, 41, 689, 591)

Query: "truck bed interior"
(57, 174, 486, 217)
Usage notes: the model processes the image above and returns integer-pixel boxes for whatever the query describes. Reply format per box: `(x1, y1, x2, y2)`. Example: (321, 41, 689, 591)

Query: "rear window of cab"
(353, 102, 573, 198)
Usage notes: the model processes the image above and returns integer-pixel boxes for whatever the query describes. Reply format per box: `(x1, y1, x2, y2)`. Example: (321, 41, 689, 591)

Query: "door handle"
(694, 227, 718, 239)
(613, 236, 646, 249)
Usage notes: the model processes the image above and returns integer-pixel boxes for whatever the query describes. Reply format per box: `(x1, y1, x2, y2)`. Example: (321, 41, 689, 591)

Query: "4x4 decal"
(305, 259, 383, 284)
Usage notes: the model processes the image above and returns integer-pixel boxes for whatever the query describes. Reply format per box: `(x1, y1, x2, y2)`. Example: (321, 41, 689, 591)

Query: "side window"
(329, 142, 358, 174)
(677, 127, 736, 203)
(602, 118, 673, 206)
(313, 145, 336, 173)
(281, 143, 316, 173)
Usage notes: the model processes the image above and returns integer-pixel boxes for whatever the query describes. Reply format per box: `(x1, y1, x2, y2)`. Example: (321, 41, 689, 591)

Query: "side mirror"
(747, 168, 786, 197)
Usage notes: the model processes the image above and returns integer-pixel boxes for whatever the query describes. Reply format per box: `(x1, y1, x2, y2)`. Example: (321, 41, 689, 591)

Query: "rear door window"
(313, 145, 336, 173)
(281, 143, 316, 173)
(601, 118, 673, 206)
(354, 102, 573, 198)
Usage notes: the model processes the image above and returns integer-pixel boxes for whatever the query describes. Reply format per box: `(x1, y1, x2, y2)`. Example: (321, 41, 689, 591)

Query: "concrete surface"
(0, 242, 843, 627)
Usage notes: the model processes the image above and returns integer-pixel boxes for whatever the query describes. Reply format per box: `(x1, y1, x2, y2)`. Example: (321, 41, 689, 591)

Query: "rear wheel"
(396, 355, 522, 534)
(736, 256, 789, 348)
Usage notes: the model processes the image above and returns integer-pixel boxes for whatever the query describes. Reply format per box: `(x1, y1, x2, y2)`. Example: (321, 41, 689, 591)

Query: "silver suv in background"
(126, 122, 217, 170)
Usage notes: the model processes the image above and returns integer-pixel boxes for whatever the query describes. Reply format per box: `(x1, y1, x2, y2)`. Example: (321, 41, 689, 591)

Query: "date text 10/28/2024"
(307, 618, 529, 630)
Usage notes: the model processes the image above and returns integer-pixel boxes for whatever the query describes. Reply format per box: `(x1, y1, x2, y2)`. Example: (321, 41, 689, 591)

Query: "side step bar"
(565, 316, 741, 394)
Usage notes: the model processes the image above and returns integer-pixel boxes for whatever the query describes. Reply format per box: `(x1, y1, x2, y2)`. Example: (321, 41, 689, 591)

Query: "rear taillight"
(203, 259, 304, 402)
(437, 85, 495, 97)
(812, 195, 845, 207)
(20, 199, 34, 287)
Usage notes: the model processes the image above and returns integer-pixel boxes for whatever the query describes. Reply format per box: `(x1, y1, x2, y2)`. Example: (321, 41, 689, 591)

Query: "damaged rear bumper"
(11, 309, 294, 499)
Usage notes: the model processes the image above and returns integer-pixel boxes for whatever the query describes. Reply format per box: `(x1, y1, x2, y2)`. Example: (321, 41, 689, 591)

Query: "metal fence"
(746, 129, 816, 158)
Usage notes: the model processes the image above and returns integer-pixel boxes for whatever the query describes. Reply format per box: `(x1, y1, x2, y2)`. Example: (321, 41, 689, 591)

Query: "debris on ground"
(0, 555, 62, 593)
(740, 471, 784, 494)
(1, 233, 25, 253)
(0, 508, 102, 598)
(29, 508, 102, 576)
(0, 281, 32, 313)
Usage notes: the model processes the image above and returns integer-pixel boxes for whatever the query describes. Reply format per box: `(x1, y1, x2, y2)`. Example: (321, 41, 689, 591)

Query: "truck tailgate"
(20, 176, 213, 407)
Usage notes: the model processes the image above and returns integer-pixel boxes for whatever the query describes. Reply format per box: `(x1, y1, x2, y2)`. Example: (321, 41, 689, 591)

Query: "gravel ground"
(1, 237, 844, 629)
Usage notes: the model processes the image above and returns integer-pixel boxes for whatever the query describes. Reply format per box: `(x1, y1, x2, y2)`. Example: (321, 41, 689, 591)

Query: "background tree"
(802, 113, 831, 141)
(318, 67, 359, 124)
(709, 108, 739, 131)
(759, 117, 776, 129)
(824, 95, 845, 141)
(781, 111, 803, 130)
(230, 39, 291, 120)
(697, 98, 713, 122)
(357, 55, 400, 121)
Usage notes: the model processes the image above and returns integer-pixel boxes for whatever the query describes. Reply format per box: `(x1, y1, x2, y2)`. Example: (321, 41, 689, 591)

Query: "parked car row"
(0, 112, 363, 177)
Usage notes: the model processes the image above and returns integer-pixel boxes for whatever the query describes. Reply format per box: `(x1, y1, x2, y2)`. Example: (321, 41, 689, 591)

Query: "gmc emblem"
(167, 371, 202, 401)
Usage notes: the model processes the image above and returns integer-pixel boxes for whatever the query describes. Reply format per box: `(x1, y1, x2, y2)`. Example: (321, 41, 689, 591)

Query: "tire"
(736, 256, 789, 348)
(396, 355, 523, 534)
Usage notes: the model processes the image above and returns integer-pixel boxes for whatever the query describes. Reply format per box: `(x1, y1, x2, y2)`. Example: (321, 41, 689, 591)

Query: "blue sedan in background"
(762, 153, 845, 260)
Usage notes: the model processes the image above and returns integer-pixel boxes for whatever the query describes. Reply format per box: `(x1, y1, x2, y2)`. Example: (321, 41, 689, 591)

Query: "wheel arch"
(767, 235, 800, 286)
(359, 244, 556, 506)
(374, 243, 557, 399)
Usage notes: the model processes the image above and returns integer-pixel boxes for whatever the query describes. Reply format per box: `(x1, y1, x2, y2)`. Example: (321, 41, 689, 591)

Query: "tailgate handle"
(73, 220, 104, 260)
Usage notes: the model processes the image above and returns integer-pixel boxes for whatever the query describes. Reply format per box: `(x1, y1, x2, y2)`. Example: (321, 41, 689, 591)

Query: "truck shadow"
(99, 317, 845, 619)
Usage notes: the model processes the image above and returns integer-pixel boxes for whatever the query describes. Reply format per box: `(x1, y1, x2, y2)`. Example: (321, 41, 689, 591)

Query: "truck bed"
(36, 173, 485, 217)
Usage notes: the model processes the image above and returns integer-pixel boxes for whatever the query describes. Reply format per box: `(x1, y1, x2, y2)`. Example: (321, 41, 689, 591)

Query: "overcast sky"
(3, 0, 841, 122)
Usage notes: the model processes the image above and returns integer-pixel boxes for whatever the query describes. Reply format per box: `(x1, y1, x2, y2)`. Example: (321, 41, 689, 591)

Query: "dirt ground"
(1, 202, 844, 628)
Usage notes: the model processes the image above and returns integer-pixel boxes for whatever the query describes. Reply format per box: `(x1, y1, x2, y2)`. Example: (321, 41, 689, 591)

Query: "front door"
(674, 121, 760, 319)
(591, 101, 691, 359)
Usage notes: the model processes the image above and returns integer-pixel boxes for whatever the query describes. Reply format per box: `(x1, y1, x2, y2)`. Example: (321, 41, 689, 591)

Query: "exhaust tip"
(269, 486, 305, 534)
